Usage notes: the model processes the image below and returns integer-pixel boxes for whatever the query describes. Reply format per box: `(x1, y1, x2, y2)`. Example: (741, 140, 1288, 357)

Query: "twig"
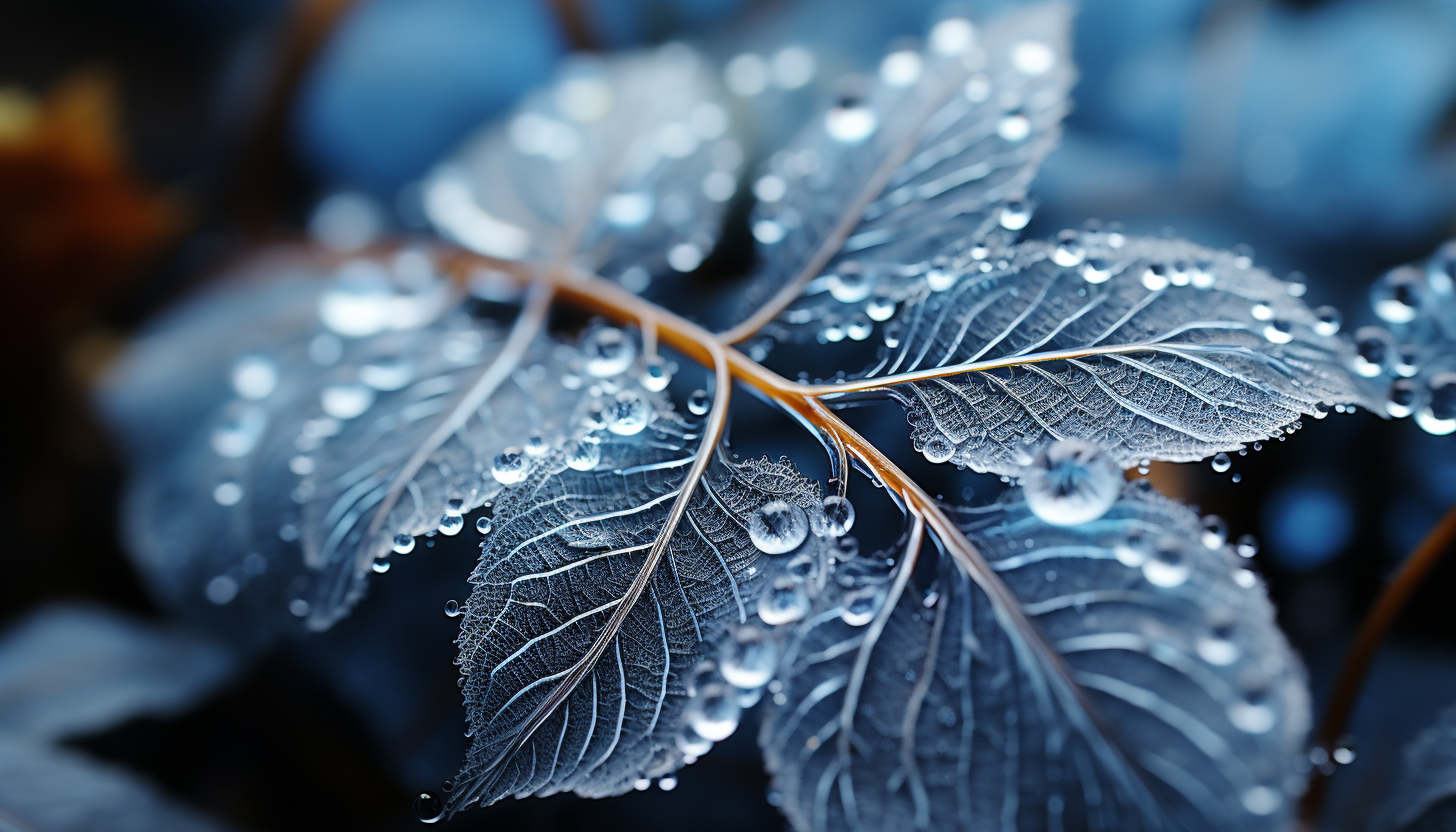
(1299, 504, 1456, 828)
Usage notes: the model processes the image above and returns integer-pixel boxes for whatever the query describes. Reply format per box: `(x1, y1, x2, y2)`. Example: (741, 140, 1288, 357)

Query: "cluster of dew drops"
(1357, 240, 1456, 436)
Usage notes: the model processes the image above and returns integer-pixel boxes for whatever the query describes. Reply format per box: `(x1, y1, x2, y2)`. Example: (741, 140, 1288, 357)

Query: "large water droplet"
(1211, 452, 1232, 473)
(999, 201, 1031, 231)
(721, 626, 777, 689)
(1022, 439, 1122, 527)
(1371, 265, 1425, 324)
(921, 437, 955, 464)
(413, 791, 444, 823)
(566, 439, 601, 471)
(1416, 372, 1456, 435)
(749, 501, 809, 554)
(231, 355, 277, 400)
(608, 391, 651, 435)
(684, 683, 741, 741)
(757, 580, 809, 625)
(438, 514, 464, 536)
(1141, 538, 1190, 587)
(821, 495, 855, 536)
(1387, 378, 1417, 418)
(1263, 319, 1294, 344)
(583, 328, 636, 377)
(393, 533, 415, 555)
(1081, 258, 1111, 284)
(492, 448, 528, 484)
(321, 384, 375, 419)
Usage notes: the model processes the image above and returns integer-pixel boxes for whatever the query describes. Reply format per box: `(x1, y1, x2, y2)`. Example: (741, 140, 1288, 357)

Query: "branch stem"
(1299, 504, 1456, 827)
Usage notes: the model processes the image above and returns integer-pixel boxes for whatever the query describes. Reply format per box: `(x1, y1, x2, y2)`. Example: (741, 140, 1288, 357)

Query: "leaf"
(424, 43, 741, 285)
(450, 405, 835, 810)
(0, 604, 236, 742)
(103, 251, 585, 631)
(726, 2, 1074, 342)
(1364, 239, 1456, 435)
(0, 737, 234, 832)
(1378, 703, 1456, 832)
(761, 483, 1309, 832)
(826, 234, 1379, 475)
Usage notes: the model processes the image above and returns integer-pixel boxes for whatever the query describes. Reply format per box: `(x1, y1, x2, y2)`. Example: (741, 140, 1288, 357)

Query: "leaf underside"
(762, 484, 1308, 832)
(452, 413, 832, 809)
(850, 235, 1378, 475)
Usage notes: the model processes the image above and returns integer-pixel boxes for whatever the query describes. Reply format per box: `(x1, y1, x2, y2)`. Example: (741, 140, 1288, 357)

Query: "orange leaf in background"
(0, 71, 184, 360)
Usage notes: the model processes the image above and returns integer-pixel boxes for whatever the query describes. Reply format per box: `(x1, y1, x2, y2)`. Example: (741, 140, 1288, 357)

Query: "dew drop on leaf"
(1081, 257, 1111, 283)
(821, 495, 855, 536)
(999, 200, 1030, 230)
(582, 327, 635, 377)
(684, 683, 741, 741)
(1201, 515, 1228, 549)
(413, 792, 444, 823)
(1313, 306, 1343, 336)
(1371, 265, 1425, 324)
(524, 435, 548, 456)
(749, 500, 809, 554)
(1021, 438, 1121, 527)
(475, 517, 493, 535)
(393, 533, 415, 555)
(687, 389, 711, 416)
(1236, 534, 1259, 558)
(607, 391, 650, 435)
(921, 437, 955, 464)
(492, 447, 528, 484)
(320, 384, 375, 419)
(721, 626, 777, 689)
(444, 599, 461, 618)
(758, 580, 809, 625)
(640, 356, 671, 391)
(1141, 538, 1190, 588)
(1211, 452, 1232, 473)
(438, 514, 464, 536)
(840, 586, 883, 626)
(231, 355, 277, 400)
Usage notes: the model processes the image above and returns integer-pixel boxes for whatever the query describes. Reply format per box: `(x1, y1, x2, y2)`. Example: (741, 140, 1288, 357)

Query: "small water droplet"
(827, 270, 871, 303)
(445, 498, 464, 516)
(824, 102, 877, 143)
(1312, 306, 1342, 337)
(999, 201, 1031, 231)
(524, 435, 549, 456)
(1240, 786, 1282, 816)
(583, 328, 636, 377)
(658, 775, 678, 791)
(1415, 372, 1456, 435)
(444, 599, 461, 618)
(372, 557, 391, 573)
(641, 357, 671, 392)
(721, 626, 777, 689)
(1353, 327, 1392, 378)
(565, 439, 602, 471)
(492, 448, 529, 484)
(1371, 265, 1426, 324)
(684, 683, 741, 741)
(1263, 319, 1293, 344)
(232, 355, 277, 400)
(438, 514, 464, 536)
(687, 389, 711, 416)
(1022, 439, 1121, 527)
(750, 501, 809, 554)
(475, 517, 493, 535)
(1201, 515, 1228, 549)
(866, 293, 896, 321)
(1142, 538, 1190, 587)
(320, 384, 375, 420)
(820, 495, 855, 536)
(213, 481, 243, 506)
(608, 391, 651, 435)
(1141, 265, 1170, 291)
(1211, 453, 1232, 474)
(393, 533, 416, 555)
(757, 580, 809, 625)
(921, 437, 955, 464)
(840, 586, 883, 626)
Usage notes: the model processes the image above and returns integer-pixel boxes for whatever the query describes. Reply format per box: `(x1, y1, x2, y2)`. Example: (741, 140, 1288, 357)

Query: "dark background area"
(1, 0, 1453, 830)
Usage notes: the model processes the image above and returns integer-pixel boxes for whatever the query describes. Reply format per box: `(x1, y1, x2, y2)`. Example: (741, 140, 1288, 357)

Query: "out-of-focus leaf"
(0, 604, 236, 741)
(762, 483, 1308, 832)
(1378, 703, 1456, 831)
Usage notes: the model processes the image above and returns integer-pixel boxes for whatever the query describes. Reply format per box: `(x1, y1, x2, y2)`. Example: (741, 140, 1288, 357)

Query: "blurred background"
(0, 0, 1454, 830)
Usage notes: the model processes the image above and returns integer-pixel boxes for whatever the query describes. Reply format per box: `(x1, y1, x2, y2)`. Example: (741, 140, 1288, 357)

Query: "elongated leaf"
(0, 738, 233, 832)
(103, 252, 588, 632)
(0, 605, 235, 742)
(451, 406, 835, 810)
(762, 483, 1308, 832)
(732, 2, 1074, 338)
(828, 234, 1379, 475)
(1379, 703, 1456, 832)
(425, 43, 740, 285)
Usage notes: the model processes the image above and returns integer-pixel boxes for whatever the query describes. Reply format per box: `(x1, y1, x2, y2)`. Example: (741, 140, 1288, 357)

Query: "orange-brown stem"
(1299, 504, 1456, 828)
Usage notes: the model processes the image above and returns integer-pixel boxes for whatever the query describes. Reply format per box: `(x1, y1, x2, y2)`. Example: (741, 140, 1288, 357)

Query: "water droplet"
(1142, 538, 1190, 587)
(1211, 452, 1231, 473)
(213, 482, 243, 506)
(1197, 630, 1240, 666)
(205, 575, 239, 605)
(658, 775, 678, 791)
(1263, 319, 1293, 344)
(824, 103, 877, 143)
(360, 357, 415, 391)
(608, 391, 651, 435)
(321, 384, 375, 419)
(583, 328, 636, 378)
(288, 598, 310, 617)
(211, 406, 268, 458)
(758, 580, 809, 625)
(524, 435, 549, 456)
(1387, 378, 1417, 418)
(686, 389, 711, 416)
(393, 533, 415, 555)
(438, 515, 464, 536)
(1201, 515, 1228, 549)
(999, 201, 1031, 231)
(1371, 265, 1426, 324)
(641, 356, 671, 391)
(684, 683, 741, 741)
(827, 270, 871, 303)
(821, 495, 855, 536)
(1395, 346, 1420, 378)
(750, 501, 809, 554)
(844, 314, 873, 341)
(1313, 306, 1342, 337)
(921, 437, 955, 464)
(372, 557, 391, 573)
(231, 355, 277, 400)
(1235, 534, 1259, 559)
(1229, 698, 1276, 734)
(445, 497, 465, 516)
(997, 112, 1030, 142)
(1052, 234, 1085, 267)
(1141, 265, 1170, 291)
(413, 791, 444, 823)
(1353, 327, 1393, 377)
(1240, 786, 1282, 816)
(1416, 372, 1456, 435)
(840, 586, 883, 626)
(1081, 258, 1111, 283)
(492, 448, 528, 484)
(929, 17, 975, 55)
(475, 517, 493, 534)
(1011, 39, 1056, 74)
(925, 268, 956, 292)
(866, 294, 896, 321)
(721, 626, 777, 689)
(444, 599, 461, 618)
(566, 439, 601, 471)
(1022, 439, 1122, 527)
